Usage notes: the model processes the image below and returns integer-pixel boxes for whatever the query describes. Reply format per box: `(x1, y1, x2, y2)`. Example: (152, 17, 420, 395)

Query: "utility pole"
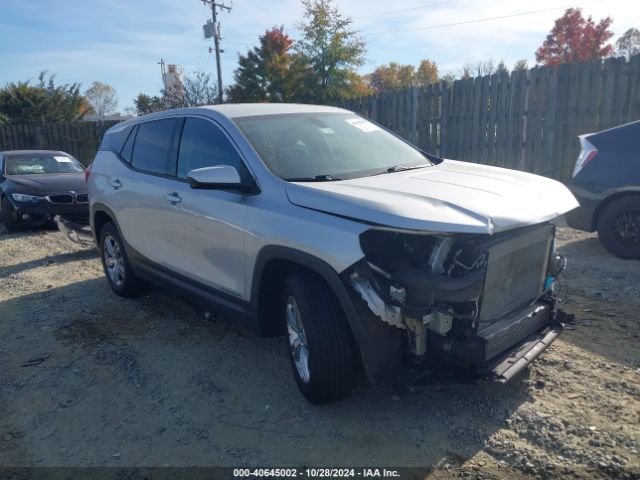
(202, 0, 231, 104)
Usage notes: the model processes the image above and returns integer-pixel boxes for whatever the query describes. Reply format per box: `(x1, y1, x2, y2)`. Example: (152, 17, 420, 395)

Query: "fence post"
(34, 126, 45, 149)
(411, 87, 418, 145)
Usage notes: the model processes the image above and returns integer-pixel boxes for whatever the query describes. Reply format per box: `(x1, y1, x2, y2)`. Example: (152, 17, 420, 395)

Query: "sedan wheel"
(597, 196, 640, 259)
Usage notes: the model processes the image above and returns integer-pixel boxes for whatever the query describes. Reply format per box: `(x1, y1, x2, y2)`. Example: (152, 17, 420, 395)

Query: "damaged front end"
(347, 222, 567, 382)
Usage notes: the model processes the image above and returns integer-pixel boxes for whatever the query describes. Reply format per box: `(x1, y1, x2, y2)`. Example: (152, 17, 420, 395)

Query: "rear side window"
(177, 118, 247, 179)
(120, 125, 137, 163)
(131, 119, 179, 176)
(99, 125, 134, 152)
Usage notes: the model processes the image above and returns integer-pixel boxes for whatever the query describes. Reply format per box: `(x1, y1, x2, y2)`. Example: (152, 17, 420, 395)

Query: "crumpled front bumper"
(425, 300, 563, 382)
(480, 324, 563, 382)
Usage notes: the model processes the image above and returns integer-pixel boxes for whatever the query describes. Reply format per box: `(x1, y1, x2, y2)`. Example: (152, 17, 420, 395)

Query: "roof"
(105, 103, 353, 135)
(201, 103, 349, 118)
(0, 150, 67, 156)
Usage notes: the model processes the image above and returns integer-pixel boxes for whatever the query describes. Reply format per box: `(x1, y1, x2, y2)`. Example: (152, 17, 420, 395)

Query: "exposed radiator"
(479, 223, 554, 326)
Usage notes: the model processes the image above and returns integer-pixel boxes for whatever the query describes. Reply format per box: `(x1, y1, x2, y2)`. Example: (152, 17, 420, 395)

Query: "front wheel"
(282, 271, 357, 404)
(1, 196, 20, 232)
(597, 196, 640, 259)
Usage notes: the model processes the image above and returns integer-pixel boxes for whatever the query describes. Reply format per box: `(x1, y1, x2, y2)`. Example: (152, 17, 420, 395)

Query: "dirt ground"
(0, 221, 638, 479)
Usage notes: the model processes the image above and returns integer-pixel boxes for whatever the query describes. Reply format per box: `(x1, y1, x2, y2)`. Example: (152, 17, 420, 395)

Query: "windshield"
(5, 154, 84, 175)
(233, 113, 433, 180)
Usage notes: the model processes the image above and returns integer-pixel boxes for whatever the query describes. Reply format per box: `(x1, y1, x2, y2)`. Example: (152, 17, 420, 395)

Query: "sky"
(0, 0, 638, 111)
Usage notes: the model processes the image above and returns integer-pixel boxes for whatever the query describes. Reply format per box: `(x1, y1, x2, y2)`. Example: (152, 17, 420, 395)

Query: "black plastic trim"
(250, 245, 368, 343)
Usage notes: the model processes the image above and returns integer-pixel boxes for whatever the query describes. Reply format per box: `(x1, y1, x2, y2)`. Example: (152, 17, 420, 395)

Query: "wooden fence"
(338, 55, 640, 182)
(0, 121, 118, 165)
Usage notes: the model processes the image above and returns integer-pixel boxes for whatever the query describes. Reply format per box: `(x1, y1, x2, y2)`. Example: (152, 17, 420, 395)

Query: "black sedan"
(566, 121, 640, 259)
(0, 150, 89, 232)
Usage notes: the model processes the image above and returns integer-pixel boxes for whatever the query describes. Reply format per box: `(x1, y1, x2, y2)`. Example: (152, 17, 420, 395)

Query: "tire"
(597, 196, 640, 259)
(282, 271, 357, 404)
(1, 196, 20, 232)
(99, 222, 146, 297)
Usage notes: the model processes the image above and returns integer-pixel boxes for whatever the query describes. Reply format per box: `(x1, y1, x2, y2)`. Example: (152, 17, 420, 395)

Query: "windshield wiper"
(285, 174, 344, 182)
(375, 164, 431, 175)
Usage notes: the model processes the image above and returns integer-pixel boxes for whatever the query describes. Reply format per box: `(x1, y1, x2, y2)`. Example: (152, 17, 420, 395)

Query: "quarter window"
(120, 125, 138, 163)
(131, 119, 179, 176)
(177, 118, 246, 179)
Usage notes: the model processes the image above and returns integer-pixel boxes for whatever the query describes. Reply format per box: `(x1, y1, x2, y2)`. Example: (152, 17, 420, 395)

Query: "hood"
(285, 160, 579, 234)
(7, 173, 87, 195)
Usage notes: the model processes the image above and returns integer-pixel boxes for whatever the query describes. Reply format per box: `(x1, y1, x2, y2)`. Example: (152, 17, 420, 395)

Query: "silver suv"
(89, 104, 578, 403)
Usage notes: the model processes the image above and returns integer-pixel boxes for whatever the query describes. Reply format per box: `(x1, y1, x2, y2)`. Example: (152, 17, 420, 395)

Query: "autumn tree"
(0, 72, 92, 123)
(296, 0, 366, 102)
(85, 81, 117, 118)
(367, 59, 438, 92)
(416, 59, 438, 85)
(616, 28, 640, 59)
(228, 27, 304, 102)
(535, 8, 613, 65)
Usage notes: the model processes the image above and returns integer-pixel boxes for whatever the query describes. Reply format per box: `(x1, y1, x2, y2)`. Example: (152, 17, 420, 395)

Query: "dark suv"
(566, 121, 640, 259)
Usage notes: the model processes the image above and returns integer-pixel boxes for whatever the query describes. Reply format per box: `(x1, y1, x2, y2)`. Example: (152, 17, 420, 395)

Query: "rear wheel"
(597, 196, 640, 259)
(1, 196, 20, 232)
(99, 222, 146, 297)
(282, 271, 357, 404)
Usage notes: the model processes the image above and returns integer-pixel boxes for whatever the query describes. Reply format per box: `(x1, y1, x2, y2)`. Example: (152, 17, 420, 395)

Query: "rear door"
(110, 117, 183, 264)
(156, 116, 251, 300)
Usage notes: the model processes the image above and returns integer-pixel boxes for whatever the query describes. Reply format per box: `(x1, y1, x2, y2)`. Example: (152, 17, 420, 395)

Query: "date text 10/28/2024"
(233, 468, 402, 478)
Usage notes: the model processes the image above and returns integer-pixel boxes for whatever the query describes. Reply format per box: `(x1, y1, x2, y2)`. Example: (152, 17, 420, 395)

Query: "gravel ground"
(0, 221, 638, 479)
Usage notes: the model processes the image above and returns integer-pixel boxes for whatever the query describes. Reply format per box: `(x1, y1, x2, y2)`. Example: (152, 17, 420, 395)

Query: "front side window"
(131, 118, 179, 176)
(233, 113, 433, 181)
(177, 117, 247, 179)
(5, 154, 84, 175)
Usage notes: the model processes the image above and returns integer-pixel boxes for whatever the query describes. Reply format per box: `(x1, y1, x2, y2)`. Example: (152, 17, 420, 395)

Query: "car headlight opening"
(11, 193, 43, 203)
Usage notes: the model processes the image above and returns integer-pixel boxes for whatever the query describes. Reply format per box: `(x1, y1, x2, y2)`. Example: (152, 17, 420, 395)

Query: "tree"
(164, 70, 218, 108)
(133, 93, 164, 116)
(461, 59, 497, 78)
(296, 0, 366, 102)
(535, 8, 614, 65)
(416, 59, 438, 86)
(85, 81, 117, 118)
(133, 70, 219, 116)
(616, 28, 640, 60)
(367, 59, 438, 92)
(495, 60, 509, 75)
(513, 59, 529, 71)
(0, 72, 92, 123)
(228, 26, 304, 102)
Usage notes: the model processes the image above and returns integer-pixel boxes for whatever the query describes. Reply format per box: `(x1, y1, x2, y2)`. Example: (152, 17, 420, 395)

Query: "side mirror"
(187, 165, 245, 190)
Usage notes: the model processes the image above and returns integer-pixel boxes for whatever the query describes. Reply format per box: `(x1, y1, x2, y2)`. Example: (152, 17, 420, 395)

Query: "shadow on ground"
(0, 277, 533, 468)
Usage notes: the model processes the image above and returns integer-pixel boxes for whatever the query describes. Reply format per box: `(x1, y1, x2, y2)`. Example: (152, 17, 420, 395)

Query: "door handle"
(164, 192, 182, 205)
(109, 178, 122, 189)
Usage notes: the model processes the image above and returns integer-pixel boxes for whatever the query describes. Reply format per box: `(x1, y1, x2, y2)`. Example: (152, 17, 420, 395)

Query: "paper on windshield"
(54, 156, 72, 163)
(345, 117, 380, 133)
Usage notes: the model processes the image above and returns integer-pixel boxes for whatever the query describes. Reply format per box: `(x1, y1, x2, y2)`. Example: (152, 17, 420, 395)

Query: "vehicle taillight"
(84, 163, 92, 183)
(572, 136, 598, 178)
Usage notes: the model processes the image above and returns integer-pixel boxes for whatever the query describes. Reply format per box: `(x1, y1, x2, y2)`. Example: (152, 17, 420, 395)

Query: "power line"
(365, 2, 596, 36)
(221, 0, 455, 39)
(353, 0, 455, 21)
